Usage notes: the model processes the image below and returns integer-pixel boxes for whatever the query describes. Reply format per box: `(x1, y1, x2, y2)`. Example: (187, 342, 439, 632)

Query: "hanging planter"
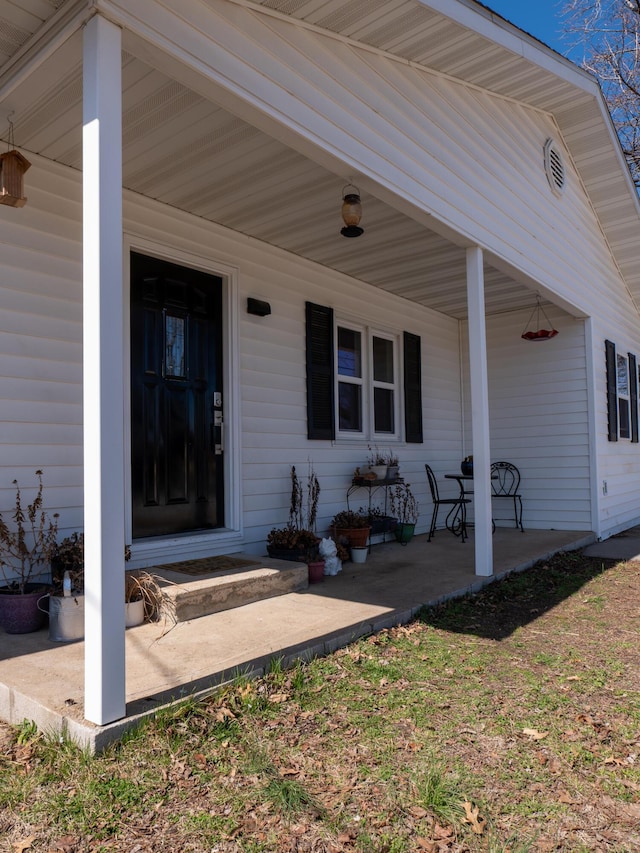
(0, 119, 30, 208)
(521, 296, 558, 342)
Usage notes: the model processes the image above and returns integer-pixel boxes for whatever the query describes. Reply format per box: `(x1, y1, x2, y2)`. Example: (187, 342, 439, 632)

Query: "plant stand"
(346, 477, 401, 546)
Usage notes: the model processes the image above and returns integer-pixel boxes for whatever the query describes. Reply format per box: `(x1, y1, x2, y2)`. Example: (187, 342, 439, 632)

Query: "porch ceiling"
(1, 0, 636, 320)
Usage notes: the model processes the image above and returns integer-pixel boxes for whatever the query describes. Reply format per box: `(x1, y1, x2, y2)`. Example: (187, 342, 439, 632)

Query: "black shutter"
(403, 331, 423, 443)
(306, 302, 335, 440)
(630, 352, 639, 443)
(605, 339, 618, 442)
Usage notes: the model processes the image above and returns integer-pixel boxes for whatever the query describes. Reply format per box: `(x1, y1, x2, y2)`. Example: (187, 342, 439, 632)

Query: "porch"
(0, 527, 594, 751)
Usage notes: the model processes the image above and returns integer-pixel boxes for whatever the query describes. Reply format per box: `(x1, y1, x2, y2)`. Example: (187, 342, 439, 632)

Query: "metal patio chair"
(425, 464, 471, 542)
(490, 461, 524, 531)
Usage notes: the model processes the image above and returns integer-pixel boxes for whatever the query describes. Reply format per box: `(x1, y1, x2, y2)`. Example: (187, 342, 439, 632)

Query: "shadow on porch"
(0, 527, 594, 751)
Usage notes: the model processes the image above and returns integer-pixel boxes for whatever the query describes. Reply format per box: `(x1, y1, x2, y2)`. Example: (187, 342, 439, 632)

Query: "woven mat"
(156, 555, 260, 576)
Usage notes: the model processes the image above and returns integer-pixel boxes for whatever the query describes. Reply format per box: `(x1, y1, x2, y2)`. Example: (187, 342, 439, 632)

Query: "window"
(337, 326, 363, 432)
(605, 340, 638, 442)
(306, 302, 423, 443)
(336, 324, 398, 438)
(372, 335, 395, 434)
(164, 313, 186, 378)
(617, 353, 630, 439)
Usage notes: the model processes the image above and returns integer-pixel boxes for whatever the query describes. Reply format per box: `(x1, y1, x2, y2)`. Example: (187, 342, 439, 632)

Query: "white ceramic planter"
(369, 465, 388, 480)
(350, 546, 368, 564)
(125, 598, 145, 628)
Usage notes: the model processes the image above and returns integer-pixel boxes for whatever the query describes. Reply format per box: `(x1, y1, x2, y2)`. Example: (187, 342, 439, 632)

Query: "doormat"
(156, 555, 261, 576)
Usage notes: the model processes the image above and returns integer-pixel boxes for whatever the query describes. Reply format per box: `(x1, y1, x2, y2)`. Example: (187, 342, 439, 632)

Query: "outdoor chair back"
(425, 464, 471, 542)
(490, 461, 524, 531)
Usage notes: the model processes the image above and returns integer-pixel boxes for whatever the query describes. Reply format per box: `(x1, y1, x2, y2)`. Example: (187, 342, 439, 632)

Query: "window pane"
(339, 382, 362, 431)
(165, 314, 186, 378)
(373, 336, 393, 383)
(338, 327, 362, 378)
(374, 387, 394, 433)
(620, 398, 631, 438)
(617, 354, 629, 395)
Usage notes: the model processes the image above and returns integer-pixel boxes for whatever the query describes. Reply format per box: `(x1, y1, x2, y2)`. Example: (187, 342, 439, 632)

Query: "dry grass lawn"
(1, 549, 639, 852)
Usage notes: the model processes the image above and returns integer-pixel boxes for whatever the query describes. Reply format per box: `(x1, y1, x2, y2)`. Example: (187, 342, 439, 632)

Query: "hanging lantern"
(340, 184, 363, 238)
(521, 295, 558, 341)
(0, 119, 30, 208)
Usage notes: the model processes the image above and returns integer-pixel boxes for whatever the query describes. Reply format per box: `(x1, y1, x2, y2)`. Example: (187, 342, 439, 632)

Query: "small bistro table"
(444, 473, 497, 538)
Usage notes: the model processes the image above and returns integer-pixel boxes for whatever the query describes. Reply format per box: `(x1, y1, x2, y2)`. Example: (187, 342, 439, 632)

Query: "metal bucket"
(46, 594, 84, 642)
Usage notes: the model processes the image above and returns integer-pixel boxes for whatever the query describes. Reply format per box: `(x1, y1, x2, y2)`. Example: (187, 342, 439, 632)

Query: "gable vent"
(544, 138, 565, 196)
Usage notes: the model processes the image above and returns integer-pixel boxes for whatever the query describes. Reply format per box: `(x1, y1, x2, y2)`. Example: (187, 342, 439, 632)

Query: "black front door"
(130, 252, 224, 538)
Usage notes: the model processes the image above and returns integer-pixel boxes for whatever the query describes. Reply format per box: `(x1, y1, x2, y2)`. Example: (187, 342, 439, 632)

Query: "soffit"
(0, 0, 637, 317)
(254, 0, 640, 302)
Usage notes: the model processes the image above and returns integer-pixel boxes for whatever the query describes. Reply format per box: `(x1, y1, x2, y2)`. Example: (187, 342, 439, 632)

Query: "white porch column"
(83, 15, 126, 725)
(466, 246, 493, 577)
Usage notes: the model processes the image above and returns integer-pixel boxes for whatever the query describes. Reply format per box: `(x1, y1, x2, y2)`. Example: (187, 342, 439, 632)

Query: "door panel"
(131, 252, 224, 538)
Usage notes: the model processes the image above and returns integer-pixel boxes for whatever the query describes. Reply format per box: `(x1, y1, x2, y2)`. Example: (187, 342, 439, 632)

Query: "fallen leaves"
(463, 801, 486, 834)
(522, 727, 548, 741)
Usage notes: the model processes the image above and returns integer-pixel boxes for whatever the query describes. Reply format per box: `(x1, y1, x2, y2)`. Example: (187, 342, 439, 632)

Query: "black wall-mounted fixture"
(247, 297, 271, 317)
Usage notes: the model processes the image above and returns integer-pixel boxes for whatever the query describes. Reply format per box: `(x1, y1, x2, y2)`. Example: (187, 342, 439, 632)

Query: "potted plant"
(367, 445, 388, 480)
(366, 506, 398, 536)
(49, 532, 85, 642)
(266, 526, 321, 562)
(266, 464, 321, 566)
(125, 571, 169, 625)
(389, 482, 420, 545)
(48, 539, 153, 640)
(385, 450, 400, 481)
(329, 509, 371, 549)
(303, 540, 325, 584)
(0, 470, 59, 634)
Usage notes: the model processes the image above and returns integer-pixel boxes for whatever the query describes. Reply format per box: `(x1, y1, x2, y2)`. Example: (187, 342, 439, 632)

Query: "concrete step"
(153, 557, 309, 622)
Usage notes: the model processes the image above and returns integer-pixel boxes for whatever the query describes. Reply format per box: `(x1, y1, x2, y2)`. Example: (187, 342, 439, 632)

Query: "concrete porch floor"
(0, 527, 595, 751)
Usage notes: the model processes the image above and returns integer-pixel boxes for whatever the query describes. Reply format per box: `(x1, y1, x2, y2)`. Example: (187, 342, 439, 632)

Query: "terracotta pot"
(331, 526, 371, 548)
(307, 560, 325, 584)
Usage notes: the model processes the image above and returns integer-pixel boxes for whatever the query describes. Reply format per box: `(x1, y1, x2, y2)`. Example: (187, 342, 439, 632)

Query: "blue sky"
(482, 0, 571, 56)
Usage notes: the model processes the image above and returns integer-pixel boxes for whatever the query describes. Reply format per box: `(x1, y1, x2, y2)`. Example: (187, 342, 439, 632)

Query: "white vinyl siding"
(0, 159, 463, 557)
(0, 161, 83, 535)
(461, 305, 592, 532)
(3, 34, 640, 549)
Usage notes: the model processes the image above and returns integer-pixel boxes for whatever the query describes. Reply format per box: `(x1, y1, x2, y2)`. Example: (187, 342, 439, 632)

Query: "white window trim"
(336, 319, 366, 438)
(335, 319, 401, 442)
(370, 327, 400, 441)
